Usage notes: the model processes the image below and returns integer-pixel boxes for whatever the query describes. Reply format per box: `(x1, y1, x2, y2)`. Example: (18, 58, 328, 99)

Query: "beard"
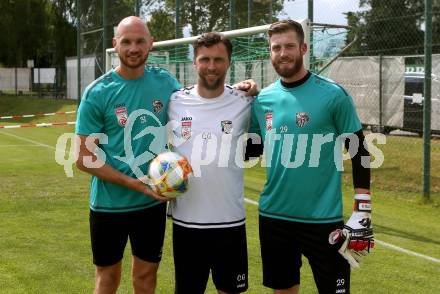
(198, 72, 226, 91)
(119, 52, 148, 69)
(272, 56, 303, 79)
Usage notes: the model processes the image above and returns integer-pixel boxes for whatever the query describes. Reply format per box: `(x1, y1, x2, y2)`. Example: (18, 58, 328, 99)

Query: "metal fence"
(326, 55, 440, 134)
(0, 68, 31, 94)
(3, 0, 438, 195)
(0, 67, 65, 98)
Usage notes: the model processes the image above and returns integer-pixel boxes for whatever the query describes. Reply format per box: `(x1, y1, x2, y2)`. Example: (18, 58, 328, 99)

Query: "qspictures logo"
(55, 111, 387, 179)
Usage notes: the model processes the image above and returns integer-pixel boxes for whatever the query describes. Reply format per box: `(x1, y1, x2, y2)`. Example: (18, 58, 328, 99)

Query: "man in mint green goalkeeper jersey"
(75, 16, 179, 294)
(248, 20, 374, 294)
(75, 16, 257, 294)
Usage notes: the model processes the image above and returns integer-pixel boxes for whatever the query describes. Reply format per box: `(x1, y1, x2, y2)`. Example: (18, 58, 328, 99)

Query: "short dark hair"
(193, 32, 233, 61)
(268, 20, 305, 43)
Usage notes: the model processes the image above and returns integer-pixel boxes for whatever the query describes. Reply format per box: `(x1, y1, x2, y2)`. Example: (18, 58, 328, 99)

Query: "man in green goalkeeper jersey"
(248, 20, 374, 294)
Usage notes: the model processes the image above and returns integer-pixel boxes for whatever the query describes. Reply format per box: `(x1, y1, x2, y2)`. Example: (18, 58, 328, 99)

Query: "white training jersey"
(167, 84, 253, 229)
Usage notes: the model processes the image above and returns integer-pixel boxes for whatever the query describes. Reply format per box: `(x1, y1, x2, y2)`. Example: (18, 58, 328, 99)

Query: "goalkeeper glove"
(329, 228, 362, 268)
(329, 193, 375, 268)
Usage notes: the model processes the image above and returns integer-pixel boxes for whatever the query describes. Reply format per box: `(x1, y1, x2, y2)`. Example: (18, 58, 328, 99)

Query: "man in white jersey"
(167, 32, 252, 294)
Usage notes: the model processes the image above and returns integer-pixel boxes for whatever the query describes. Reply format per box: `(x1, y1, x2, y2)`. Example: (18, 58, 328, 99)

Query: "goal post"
(106, 19, 310, 86)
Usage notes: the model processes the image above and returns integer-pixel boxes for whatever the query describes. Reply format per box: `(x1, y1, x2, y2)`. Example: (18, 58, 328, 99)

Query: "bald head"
(113, 16, 154, 77)
(115, 16, 150, 38)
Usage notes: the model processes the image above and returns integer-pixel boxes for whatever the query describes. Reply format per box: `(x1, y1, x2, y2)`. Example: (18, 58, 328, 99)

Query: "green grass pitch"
(0, 96, 439, 293)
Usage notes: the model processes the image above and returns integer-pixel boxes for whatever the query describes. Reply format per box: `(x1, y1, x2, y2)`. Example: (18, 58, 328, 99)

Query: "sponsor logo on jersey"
(181, 116, 192, 140)
(296, 112, 310, 127)
(265, 113, 273, 131)
(114, 104, 128, 127)
(152, 100, 163, 114)
(221, 120, 233, 134)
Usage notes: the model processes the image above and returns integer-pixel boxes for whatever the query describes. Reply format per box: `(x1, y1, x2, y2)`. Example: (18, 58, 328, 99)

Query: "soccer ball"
(148, 151, 193, 198)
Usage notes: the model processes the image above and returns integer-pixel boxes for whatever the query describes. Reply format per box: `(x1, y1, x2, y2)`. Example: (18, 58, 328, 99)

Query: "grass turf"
(0, 96, 439, 293)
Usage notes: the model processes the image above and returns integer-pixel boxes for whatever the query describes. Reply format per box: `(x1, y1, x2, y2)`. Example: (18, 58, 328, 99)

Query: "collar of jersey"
(111, 68, 146, 82)
(279, 71, 312, 89)
(192, 85, 230, 102)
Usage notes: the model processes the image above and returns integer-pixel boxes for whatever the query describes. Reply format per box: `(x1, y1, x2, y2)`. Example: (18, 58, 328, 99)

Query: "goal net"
(106, 19, 310, 88)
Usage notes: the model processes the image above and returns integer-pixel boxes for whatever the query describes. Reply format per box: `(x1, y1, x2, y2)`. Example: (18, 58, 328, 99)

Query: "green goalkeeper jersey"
(76, 67, 181, 212)
(250, 72, 362, 223)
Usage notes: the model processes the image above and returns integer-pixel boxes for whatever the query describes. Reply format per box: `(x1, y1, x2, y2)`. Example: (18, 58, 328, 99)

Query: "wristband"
(354, 193, 371, 213)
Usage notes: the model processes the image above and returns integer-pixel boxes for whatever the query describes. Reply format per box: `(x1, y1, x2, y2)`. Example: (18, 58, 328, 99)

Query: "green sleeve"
(333, 90, 362, 135)
(173, 78, 182, 91)
(75, 87, 104, 136)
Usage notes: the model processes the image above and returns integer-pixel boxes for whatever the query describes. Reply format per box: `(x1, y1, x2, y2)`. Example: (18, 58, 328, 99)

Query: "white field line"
(375, 240, 440, 263)
(0, 145, 49, 147)
(2, 131, 439, 264)
(244, 198, 259, 206)
(0, 131, 55, 150)
(244, 197, 440, 264)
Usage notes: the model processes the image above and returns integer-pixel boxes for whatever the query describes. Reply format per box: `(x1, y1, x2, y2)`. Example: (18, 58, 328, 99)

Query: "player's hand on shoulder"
(171, 86, 195, 100)
(233, 79, 259, 96)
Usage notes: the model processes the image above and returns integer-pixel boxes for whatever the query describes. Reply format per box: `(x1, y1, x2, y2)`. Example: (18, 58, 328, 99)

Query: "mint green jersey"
(76, 67, 181, 212)
(250, 73, 362, 223)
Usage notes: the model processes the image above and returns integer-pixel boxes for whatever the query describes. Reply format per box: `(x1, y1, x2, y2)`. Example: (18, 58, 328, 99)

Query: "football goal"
(105, 19, 310, 88)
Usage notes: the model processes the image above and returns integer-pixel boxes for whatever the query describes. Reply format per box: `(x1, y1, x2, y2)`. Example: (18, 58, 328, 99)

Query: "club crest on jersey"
(296, 112, 310, 127)
(114, 104, 128, 127)
(181, 116, 192, 140)
(221, 120, 233, 134)
(152, 100, 163, 114)
(265, 113, 273, 131)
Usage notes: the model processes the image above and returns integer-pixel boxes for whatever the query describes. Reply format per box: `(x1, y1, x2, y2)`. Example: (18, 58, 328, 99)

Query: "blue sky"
(280, 0, 361, 25)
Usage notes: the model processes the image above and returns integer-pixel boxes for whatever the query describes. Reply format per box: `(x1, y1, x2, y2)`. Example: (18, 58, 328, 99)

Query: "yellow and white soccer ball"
(148, 151, 193, 198)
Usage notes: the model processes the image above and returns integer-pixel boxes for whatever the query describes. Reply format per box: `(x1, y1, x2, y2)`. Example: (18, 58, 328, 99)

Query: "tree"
(147, 9, 175, 41)
(433, 1, 440, 53)
(343, 0, 437, 56)
(0, 0, 78, 68)
(163, 0, 284, 36)
(49, 1, 76, 67)
(0, 0, 52, 67)
(343, 11, 364, 56)
(146, 8, 184, 64)
(405, 0, 440, 53)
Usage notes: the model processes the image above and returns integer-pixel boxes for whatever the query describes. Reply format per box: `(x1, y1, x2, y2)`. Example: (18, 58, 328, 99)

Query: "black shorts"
(259, 215, 350, 294)
(89, 203, 167, 267)
(173, 223, 248, 294)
